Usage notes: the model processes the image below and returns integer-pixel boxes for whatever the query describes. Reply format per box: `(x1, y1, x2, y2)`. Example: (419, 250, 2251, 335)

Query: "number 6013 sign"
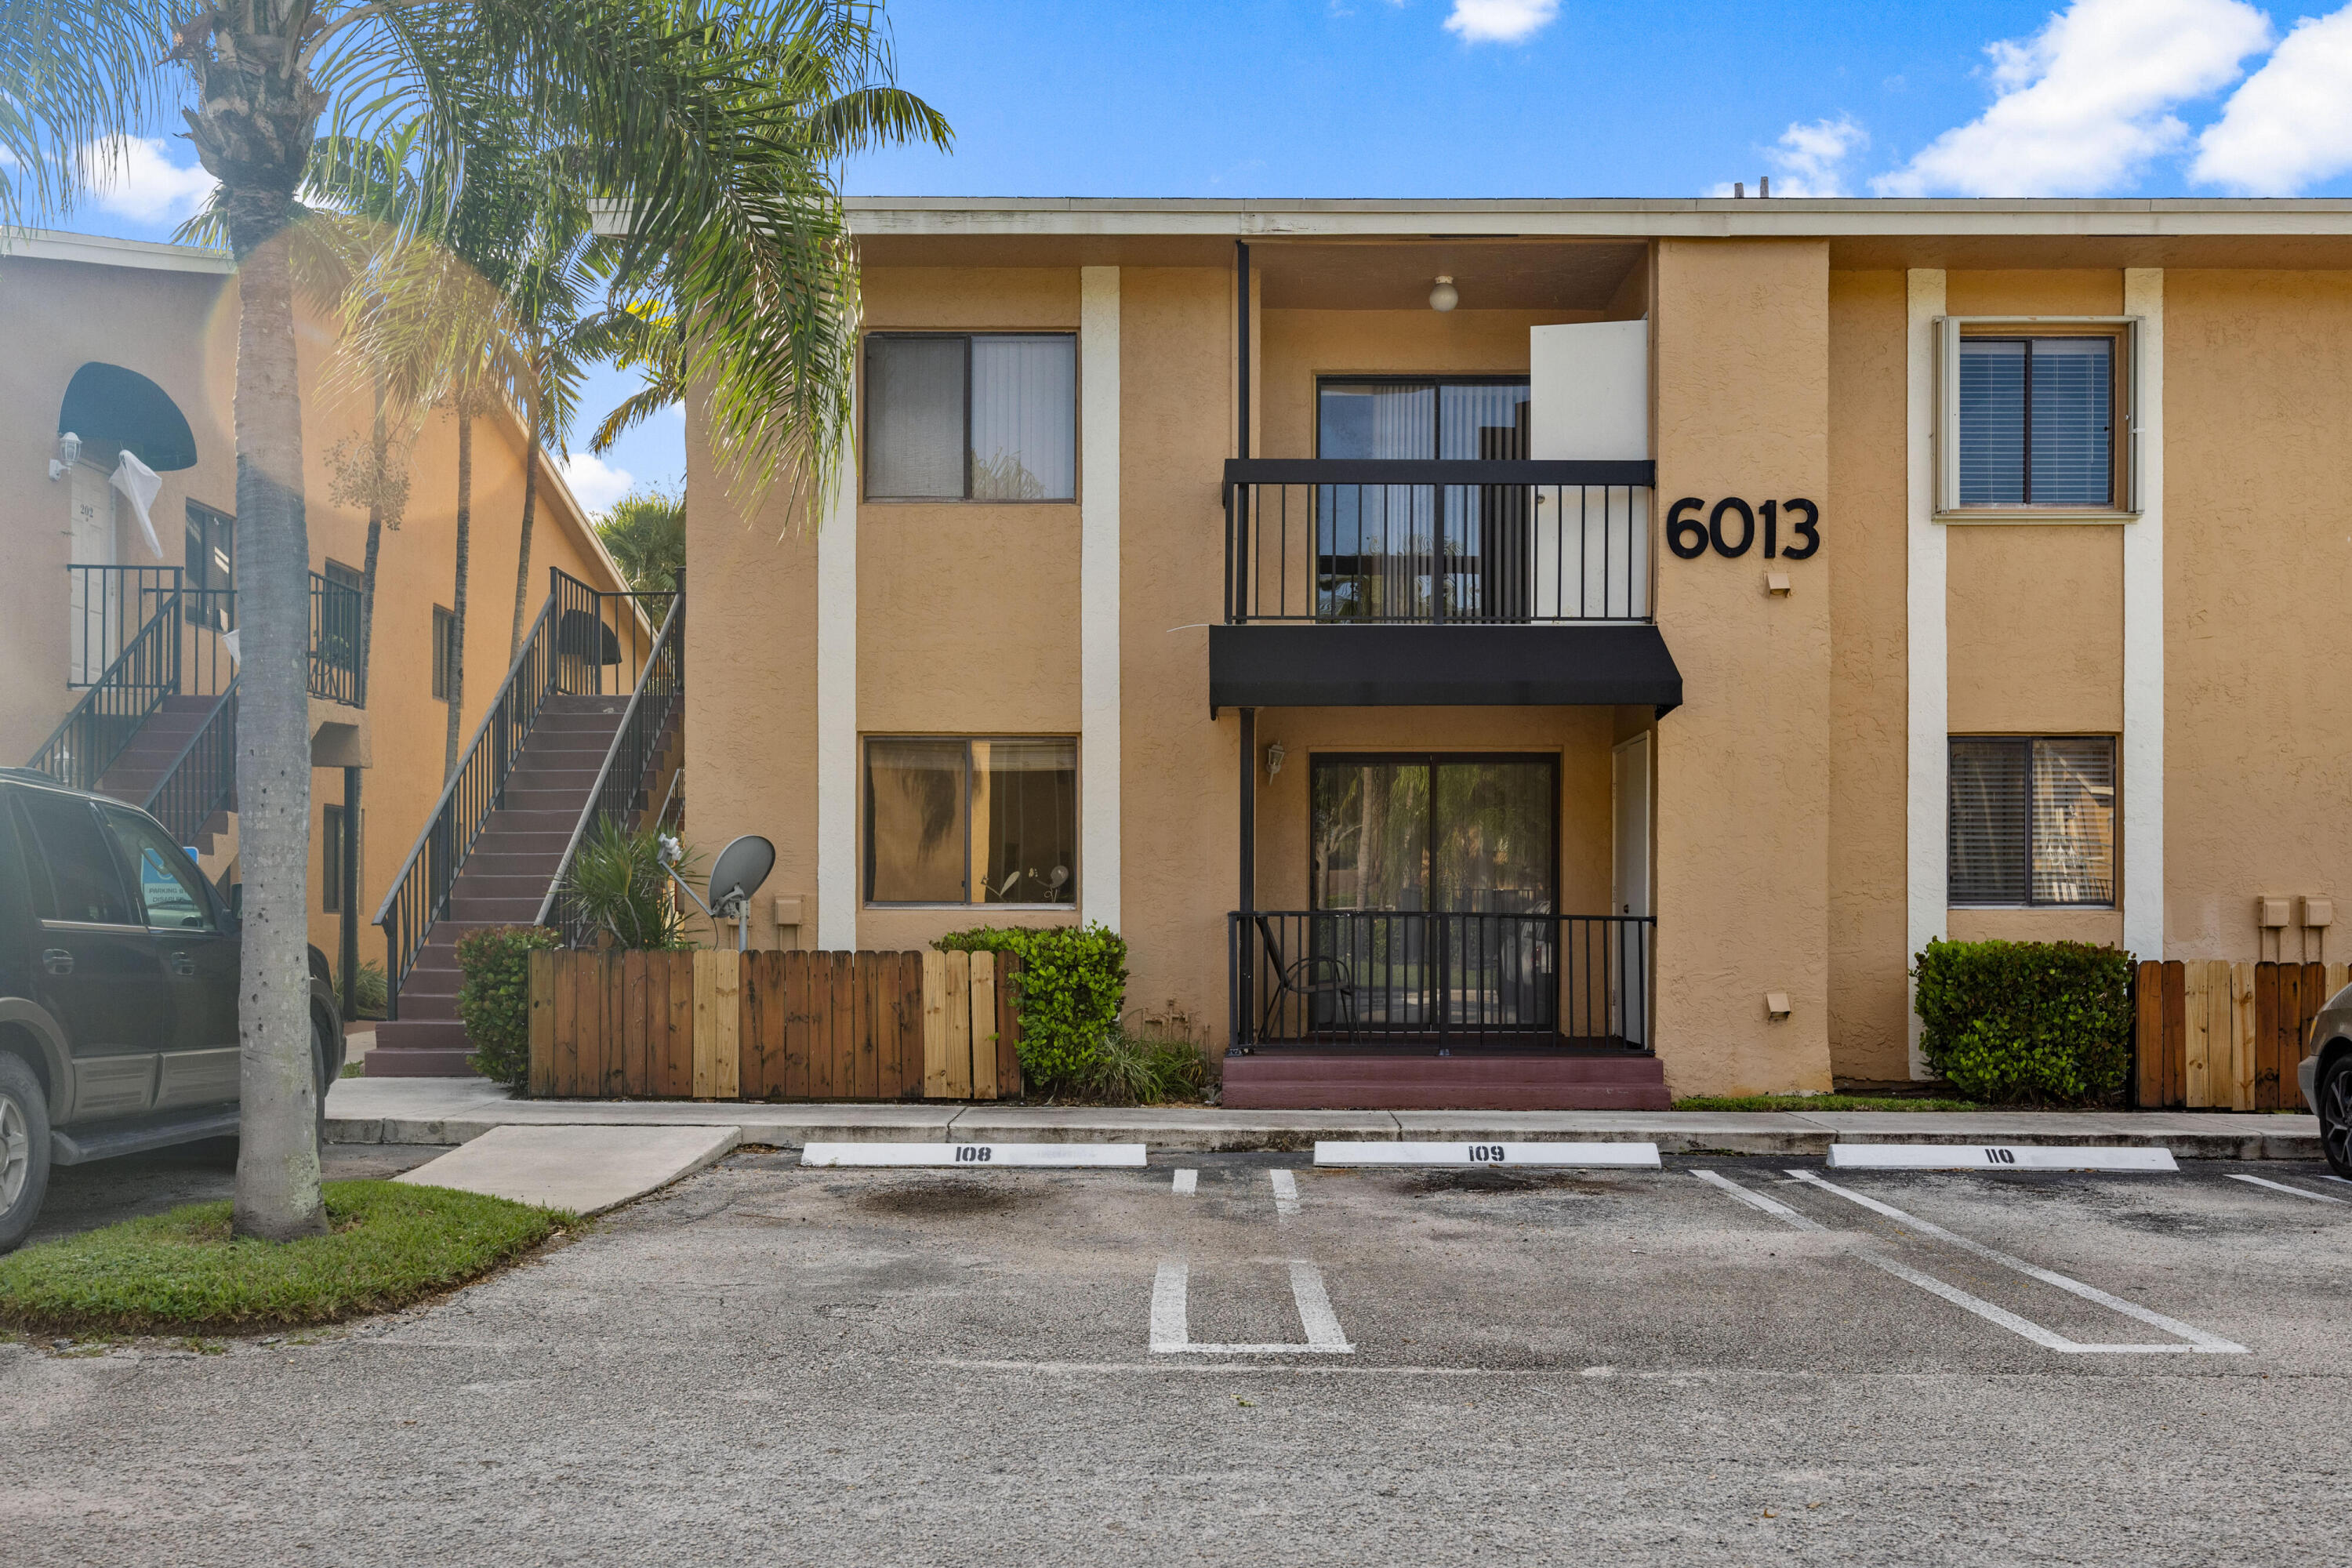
(1666, 496, 1820, 561)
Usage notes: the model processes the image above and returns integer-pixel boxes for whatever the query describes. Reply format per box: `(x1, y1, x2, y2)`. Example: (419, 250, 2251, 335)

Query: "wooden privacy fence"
(2135, 960, 2346, 1110)
(527, 949, 1023, 1101)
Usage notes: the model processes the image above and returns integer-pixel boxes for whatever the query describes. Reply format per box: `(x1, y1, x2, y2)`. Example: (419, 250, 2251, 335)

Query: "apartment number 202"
(1666, 497, 1821, 561)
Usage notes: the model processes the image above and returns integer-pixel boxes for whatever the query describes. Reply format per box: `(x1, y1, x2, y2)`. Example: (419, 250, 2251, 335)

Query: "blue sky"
(47, 0, 2352, 508)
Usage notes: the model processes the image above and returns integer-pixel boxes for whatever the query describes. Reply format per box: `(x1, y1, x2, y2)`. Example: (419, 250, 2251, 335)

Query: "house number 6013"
(1666, 497, 1820, 561)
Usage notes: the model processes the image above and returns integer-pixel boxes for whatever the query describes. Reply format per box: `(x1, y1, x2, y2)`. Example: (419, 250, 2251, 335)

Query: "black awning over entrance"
(1208, 623, 1682, 715)
(57, 361, 198, 471)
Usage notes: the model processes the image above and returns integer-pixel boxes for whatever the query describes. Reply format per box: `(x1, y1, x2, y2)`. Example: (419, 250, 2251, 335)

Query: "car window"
(14, 790, 136, 926)
(100, 807, 216, 932)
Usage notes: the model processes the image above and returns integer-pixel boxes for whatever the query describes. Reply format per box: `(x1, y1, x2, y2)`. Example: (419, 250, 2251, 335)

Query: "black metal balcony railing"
(66, 565, 180, 688)
(1229, 909, 1654, 1049)
(310, 572, 364, 706)
(1224, 459, 1657, 626)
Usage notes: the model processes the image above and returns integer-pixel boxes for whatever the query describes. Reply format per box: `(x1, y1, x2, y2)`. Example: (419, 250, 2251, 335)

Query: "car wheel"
(2321, 1055, 2352, 1181)
(0, 1053, 54, 1255)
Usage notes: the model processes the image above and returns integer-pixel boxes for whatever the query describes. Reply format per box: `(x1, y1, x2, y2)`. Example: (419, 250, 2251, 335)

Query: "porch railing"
(537, 579, 685, 948)
(1223, 459, 1657, 625)
(142, 676, 238, 848)
(28, 586, 185, 790)
(67, 565, 180, 688)
(1229, 909, 1654, 1050)
(310, 572, 364, 706)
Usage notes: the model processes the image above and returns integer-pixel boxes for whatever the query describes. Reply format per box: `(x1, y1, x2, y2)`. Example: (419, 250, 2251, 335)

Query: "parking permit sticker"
(1313, 1141, 1661, 1169)
(1825, 1144, 2176, 1172)
(800, 1142, 1148, 1167)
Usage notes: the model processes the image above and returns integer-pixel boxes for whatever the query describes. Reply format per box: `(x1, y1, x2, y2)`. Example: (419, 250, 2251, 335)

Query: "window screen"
(1948, 736, 2115, 906)
(1957, 337, 2114, 506)
(431, 605, 456, 701)
(865, 334, 1076, 501)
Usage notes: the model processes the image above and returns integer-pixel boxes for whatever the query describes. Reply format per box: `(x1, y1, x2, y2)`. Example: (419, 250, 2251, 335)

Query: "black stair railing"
(537, 579, 685, 948)
(142, 676, 239, 849)
(27, 584, 183, 790)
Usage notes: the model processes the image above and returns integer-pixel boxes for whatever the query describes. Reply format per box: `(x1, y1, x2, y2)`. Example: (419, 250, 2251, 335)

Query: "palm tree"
(595, 487, 686, 595)
(2, 0, 949, 1240)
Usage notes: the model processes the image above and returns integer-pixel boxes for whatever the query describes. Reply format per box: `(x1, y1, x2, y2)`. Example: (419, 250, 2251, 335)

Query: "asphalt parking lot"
(5, 1149, 2349, 1564)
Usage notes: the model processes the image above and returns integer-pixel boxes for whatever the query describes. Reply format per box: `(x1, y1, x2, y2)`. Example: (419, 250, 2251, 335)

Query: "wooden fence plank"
(2160, 960, 2185, 1111)
(760, 950, 788, 1102)
(664, 951, 693, 1097)
(2256, 963, 2281, 1111)
(996, 954, 1023, 1098)
(2284, 963, 2312, 1094)
(922, 951, 949, 1098)
(2232, 961, 2256, 1111)
(858, 954, 884, 1100)
(552, 949, 581, 1097)
(944, 949, 973, 1098)
(620, 951, 647, 1097)
(691, 950, 720, 1098)
(528, 949, 557, 1095)
(2184, 960, 2211, 1109)
(829, 953, 856, 1101)
(2135, 961, 2162, 1109)
(713, 952, 742, 1099)
(736, 950, 766, 1099)
(783, 950, 812, 1098)
(969, 950, 998, 1102)
(2207, 960, 2233, 1116)
(893, 952, 926, 1098)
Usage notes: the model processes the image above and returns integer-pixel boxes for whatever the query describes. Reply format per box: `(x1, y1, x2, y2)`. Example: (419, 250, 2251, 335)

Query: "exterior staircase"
(365, 695, 631, 1076)
(95, 693, 234, 856)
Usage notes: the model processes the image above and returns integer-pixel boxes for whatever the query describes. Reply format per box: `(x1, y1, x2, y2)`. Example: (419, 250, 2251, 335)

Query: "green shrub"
(339, 960, 388, 1021)
(937, 924, 1128, 1090)
(457, 924, 563, 1090)
(1911, 938, 2135, 1105)
(562, 818, 699, 950)
(1086, 1026, 1217, 1105)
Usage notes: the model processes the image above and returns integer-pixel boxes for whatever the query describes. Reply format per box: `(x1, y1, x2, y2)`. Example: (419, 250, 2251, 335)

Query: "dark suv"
(0, 769, 343, 1251)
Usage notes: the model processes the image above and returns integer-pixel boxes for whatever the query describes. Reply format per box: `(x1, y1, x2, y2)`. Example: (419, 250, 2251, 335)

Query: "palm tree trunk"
(510, 393, 540, 658)
(443, 404, 473, 779)
(359, 383, 387, 702)
(225, 185, 328, 1242)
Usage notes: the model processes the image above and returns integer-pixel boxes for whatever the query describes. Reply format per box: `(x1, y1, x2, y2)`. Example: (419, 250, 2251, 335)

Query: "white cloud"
(78, 136, 216, 223)
(558, 451, 634, 514)
(1711, 115, 1870, 197)
(1873, 0, 2270, 197)
(2194, 6, 2352, 194)
(1443, 0, 1558, 45)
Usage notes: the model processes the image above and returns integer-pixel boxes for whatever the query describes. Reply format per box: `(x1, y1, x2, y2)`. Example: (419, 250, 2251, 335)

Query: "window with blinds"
(1956, 336, 2114, 507)
(1948, 736, 2116, 906)
(864, 333, 1077, 502)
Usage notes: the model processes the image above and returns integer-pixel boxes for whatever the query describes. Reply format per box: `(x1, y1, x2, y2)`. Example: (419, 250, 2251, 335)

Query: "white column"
(1905, 269, 1947, 1080)
(2122, 269, 2165, 961)
(815, 401, 858, 950)
(1080, 266, 1122, 932)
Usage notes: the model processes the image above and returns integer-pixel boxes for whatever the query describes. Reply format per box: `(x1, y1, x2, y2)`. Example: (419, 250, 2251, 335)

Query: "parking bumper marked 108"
(1826, 1144, 2178, 1173)
(798, 1142, 1150, 1168)
(1148, 1258, 1356, 1355)
(1270, 1169, 1301, 1216)
(2227, 1172, 2349, 1205)
(1784, 1170, 2249, 1354)
(1313, 1141, 1663, 1169)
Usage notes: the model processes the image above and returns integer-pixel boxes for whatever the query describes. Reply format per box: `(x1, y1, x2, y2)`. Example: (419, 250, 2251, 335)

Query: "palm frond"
(0, 0, 182, 227)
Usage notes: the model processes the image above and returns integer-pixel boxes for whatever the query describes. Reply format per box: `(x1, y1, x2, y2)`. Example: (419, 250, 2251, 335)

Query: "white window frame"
(1934, 316, 2142, 524)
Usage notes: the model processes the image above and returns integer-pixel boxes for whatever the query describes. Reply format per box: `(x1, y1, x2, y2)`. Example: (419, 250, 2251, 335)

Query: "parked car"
(0, 768, 343, 1252)
(2301, 985, 2352, 1178)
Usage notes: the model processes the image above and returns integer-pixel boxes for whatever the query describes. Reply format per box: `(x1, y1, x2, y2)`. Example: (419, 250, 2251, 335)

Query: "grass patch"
(0, 1181, 572, 1338)
(1673, 1094, 1987, 1112)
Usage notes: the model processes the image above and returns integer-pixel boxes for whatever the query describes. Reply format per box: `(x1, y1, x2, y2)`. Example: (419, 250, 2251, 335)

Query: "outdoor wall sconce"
(1428, 275, 1458, 313)
(48, 430, 81, 481)
(1265, 741, 1287, 779)
(1765, 991, 1792, 1021)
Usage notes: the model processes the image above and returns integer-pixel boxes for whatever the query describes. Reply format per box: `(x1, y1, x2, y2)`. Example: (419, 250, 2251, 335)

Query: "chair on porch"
(1254, 913, 1360, 1040)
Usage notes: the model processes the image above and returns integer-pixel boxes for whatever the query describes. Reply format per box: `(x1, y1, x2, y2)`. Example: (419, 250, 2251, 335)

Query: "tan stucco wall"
(1946, 526, 2123, 735)
(1651, 240, 1836, 1096)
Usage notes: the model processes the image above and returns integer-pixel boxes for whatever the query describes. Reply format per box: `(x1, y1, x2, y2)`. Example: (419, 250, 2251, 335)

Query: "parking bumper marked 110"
(1172, 1169, 1198, 1196)
(1826, 1144, 2178, 1173)
(1313, 1141, 1663, 1169)
(1270, 1169, 1301, 1216)
(1784, 1170, 2249, 1355)
(1148, 1258, 1356, 1355)
(798, 1142, 1150, 1168)
(2227, 1172, 2349, 1205)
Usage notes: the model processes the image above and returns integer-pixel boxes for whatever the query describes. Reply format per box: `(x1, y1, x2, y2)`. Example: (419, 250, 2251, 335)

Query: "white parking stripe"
(1784, 1170, 2247, 1355)
(1172, 1169, 1197, 1196)
(1147, 1258, 1355, 1354)
(1693, 1168, 1825, 1229)
(2229, 1172, 2347, 1205)
(1270, 1169, 1301, 1217)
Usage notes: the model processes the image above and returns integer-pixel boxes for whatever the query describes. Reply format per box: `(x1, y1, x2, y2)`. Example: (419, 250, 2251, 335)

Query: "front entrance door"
(1308, 754, 1556, 1034)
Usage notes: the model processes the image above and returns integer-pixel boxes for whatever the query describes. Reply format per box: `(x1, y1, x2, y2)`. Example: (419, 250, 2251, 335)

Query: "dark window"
(864, 334, 1076, 501)
(15, 789, 136, 926)
(1958, 337, 2114, 506)
(323, 804, 343, 913)
(865, 737, 1077, 905)
(431, 605, 456, 701)
(1949, 736, 2116, 906)
(1310, 755, 1555, 914)
(100, 805, 214, 931)
(185, 501, 237, 631)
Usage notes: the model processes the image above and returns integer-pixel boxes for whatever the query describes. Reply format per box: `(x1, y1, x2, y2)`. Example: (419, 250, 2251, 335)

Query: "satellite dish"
(706, 833, 775, 926)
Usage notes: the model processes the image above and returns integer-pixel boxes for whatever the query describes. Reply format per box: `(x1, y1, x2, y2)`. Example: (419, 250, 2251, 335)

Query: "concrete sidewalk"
(326, 1076, 2324, 1160)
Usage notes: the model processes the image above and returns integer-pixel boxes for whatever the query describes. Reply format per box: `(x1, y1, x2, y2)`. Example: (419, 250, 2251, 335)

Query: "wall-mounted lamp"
(1428, 275, 1458, 313)
(48, 430, 81, 481)
(1265, 741, 1287, 779)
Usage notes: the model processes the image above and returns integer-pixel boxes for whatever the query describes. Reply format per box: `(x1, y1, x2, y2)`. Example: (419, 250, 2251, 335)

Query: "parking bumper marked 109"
(1172, 1168, 1198, 1196)
(1784, 1170, 2249, 1355)
(1148, 1258, 1356, 1355)
(798, 1142, 1149, 1168)
(1270, 1169, 1301, 1216)
(2227, 1172, 2349, 1205)
(1826, 1144, 2178, 1173)
(1313, 1141, 1663, 1169)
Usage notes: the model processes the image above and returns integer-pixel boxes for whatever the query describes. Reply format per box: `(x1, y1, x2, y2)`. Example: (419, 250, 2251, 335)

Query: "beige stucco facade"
(683, 198, 2352, 1098)
(0, 233, 630, 986)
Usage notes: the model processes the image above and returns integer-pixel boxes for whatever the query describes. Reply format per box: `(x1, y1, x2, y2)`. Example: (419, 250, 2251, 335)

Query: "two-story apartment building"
(684, 197, 2352, 1108)
(0, 230, 644, 1072)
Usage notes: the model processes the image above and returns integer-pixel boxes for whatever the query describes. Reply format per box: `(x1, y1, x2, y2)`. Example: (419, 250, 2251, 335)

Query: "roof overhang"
(1208, 623, 1682, 715)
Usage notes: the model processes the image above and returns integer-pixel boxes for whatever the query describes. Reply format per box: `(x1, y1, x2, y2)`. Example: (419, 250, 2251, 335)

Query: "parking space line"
(1693, 1168, 1825, 1229)
(1270, 1169, 1301, 1217)
(1172, 1169, 1198, 1196)
(2228, 1172, 2347, 1205)
(1147, 1258, 1356, 1355)
(1784, 1170, 2248, 1355)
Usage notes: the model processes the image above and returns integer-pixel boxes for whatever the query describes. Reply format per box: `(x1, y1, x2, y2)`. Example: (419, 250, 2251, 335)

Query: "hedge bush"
(936, 924, 1129, 1089)
(1912, 938, 2135, 1105)
(457, 925, 563, 1091)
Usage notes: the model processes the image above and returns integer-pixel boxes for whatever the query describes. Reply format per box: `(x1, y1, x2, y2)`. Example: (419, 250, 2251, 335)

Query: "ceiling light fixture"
(1428, 275, 1458, 313)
